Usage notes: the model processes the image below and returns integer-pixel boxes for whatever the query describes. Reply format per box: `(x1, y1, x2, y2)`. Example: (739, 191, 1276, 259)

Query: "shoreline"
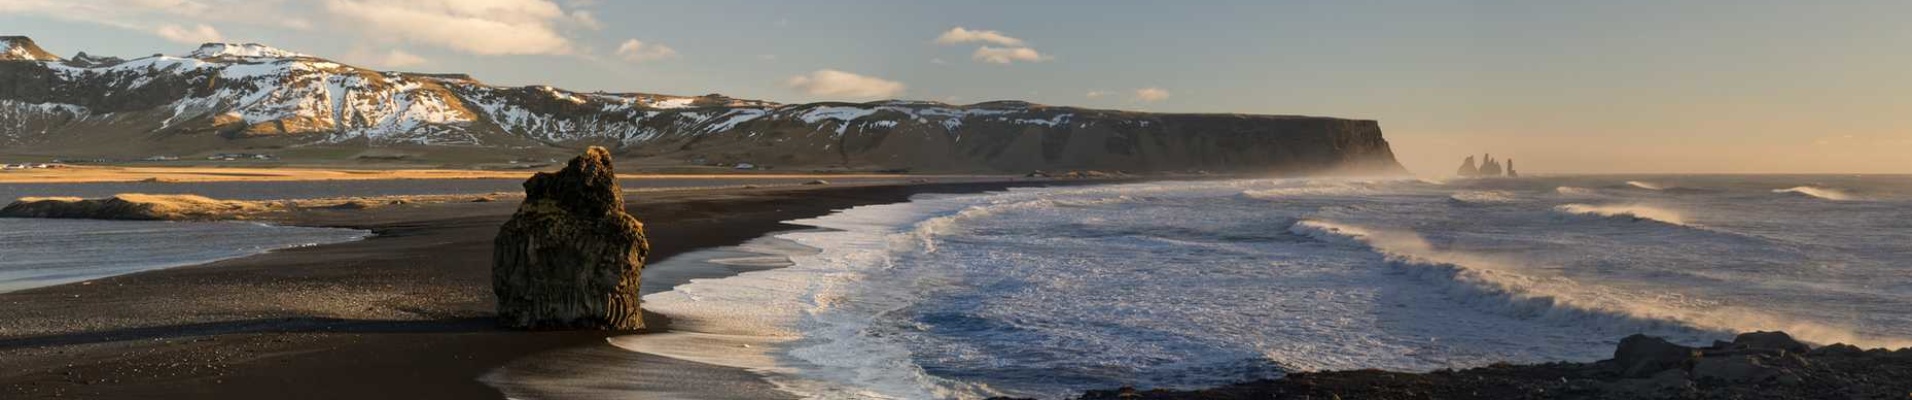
(0, 179, 1079, 399)
(0, 164, 1005, 184)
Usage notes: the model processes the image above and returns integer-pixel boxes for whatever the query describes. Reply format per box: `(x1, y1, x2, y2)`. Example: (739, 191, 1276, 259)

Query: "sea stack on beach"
(492, 146, 651, 330)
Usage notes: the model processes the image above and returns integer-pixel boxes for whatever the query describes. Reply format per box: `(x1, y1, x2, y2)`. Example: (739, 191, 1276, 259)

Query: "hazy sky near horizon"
(3, 1, 1908, 174)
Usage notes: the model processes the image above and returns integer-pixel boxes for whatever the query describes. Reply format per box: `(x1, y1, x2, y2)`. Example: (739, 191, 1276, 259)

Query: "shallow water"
(636, 174, 1912, 399)
(0, 219, 367, 292)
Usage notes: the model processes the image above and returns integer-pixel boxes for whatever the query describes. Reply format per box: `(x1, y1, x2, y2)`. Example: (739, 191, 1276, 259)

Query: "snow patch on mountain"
(190, 43, 310, 59)
(1, 36, 63, 61)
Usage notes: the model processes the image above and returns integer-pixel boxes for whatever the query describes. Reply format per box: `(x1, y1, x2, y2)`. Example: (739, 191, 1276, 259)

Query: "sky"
(3, 0, 1908, 175)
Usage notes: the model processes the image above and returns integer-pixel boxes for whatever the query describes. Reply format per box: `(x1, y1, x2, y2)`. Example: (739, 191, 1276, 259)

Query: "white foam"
(1447, 190, 1517, 204)
(1555, 186, 1598, 196)
(1288, 219, 1912, 349)
(1773, 186, 1853, 201)
(1554, 203, 1687, 225)
(1625, 181, 1666, 190)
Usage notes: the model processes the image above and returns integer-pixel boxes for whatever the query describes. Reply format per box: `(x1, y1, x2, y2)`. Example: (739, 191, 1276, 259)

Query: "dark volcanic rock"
(1612, 333, 1701, 377)
(1048, 331, 1912, 400)
(492, 146, 650, 330)
(1728, 331, 1810, 354)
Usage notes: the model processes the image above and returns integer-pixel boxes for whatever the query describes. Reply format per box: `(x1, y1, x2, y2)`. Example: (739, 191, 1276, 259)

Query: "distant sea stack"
(492, 147, 649, 330)
(0, 37, 1406, 175)
(1455, 153, 1517, 177)
(1478, 154, 1503, 176)
(1456, 156, 1479, 176)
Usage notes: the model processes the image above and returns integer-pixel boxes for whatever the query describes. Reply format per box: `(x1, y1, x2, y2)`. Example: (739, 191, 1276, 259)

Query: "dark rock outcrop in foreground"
(1048, 331, 1912, 400)
(492, 146, 650, 330)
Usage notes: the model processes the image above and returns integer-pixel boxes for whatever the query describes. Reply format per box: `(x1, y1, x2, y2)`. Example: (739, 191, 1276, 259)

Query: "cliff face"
(0, 37, 1406, 174)
(639, 102, 1402, 173)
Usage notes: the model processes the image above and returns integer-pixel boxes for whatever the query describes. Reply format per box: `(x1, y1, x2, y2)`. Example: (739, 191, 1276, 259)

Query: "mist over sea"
(639, 174, 1912, 399)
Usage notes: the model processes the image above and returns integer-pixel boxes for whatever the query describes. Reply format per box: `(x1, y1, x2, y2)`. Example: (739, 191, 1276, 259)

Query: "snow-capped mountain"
(0, 37, 62, 61)
(188, 43, 311, 59)
(0, 37, 1403, 173)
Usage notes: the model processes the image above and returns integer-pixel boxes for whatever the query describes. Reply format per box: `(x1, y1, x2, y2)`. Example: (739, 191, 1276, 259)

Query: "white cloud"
(344, 47, 430, 68)
(934, 27, 1024, 46)
(758, 54, 779, 61)
(322, 0, 579, 56)
(154, 24, 223, 44)
(282, 17, 315, 30)
(930, 58, 947, 65)
(4, 1, 300, 34)
(379, 49, 428, 67)
(615, 39, 679, 62)
(935, 27, 1051, 65)
(1133, 87, 1171, 102)
(785, 69, 906, 99)
(9, 0, 593, 57)
(570, 10, 602, 30)
(972, 46, 1049, 64)
(1085, 91, 1110, 99)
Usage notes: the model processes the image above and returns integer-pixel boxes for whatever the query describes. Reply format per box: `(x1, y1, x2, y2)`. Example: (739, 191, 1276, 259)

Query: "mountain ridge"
(0, 37, 1405, 174)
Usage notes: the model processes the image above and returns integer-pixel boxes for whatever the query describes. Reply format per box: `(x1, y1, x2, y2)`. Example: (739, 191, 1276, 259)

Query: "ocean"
(633, 174, 1912, 399)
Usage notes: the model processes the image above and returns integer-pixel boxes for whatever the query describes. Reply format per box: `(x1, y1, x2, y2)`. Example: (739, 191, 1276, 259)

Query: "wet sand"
(0, 179, 1060, 399)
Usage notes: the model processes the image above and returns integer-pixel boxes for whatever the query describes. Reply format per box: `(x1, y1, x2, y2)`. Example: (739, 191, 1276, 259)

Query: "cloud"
(282, 17, 315, 30)
(322, 0, 579, 56)
(379, 49, 428, 67)
(1085, 91, 1110, 99)
(930, 58, 947, 65)
(785, 69, 906, 99)
(4, 1, 299, 34)
(972, 46, 1049, 64)
(935, 27, 1051, 65)
(615, 39, 679, 62)
(570, 10, 602, 30)
(1133, 87, 1171, 102)
(935, 27, 1024, 46)
(9, 0, 593, 57)
(154, 24, 223, 44)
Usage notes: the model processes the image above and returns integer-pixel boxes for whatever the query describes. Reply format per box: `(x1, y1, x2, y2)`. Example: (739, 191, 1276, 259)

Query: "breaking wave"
(1447, 191, 1517, 205)
(1624, 181, 1666, 190)
(1288, 220, 1911, 349)
(1773, 186, 1852, 201)
(1554, 186, 1598, 196)
(1553, 203, 1687, 225)
(1239, 182, 1379, 199)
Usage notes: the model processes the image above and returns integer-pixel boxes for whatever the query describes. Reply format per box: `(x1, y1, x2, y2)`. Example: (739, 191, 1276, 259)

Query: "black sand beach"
(0, 179, 1051, 399)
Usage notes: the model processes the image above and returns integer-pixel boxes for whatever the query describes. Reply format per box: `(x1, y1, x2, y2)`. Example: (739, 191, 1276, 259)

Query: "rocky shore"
(1045, 331, 1912, 400)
